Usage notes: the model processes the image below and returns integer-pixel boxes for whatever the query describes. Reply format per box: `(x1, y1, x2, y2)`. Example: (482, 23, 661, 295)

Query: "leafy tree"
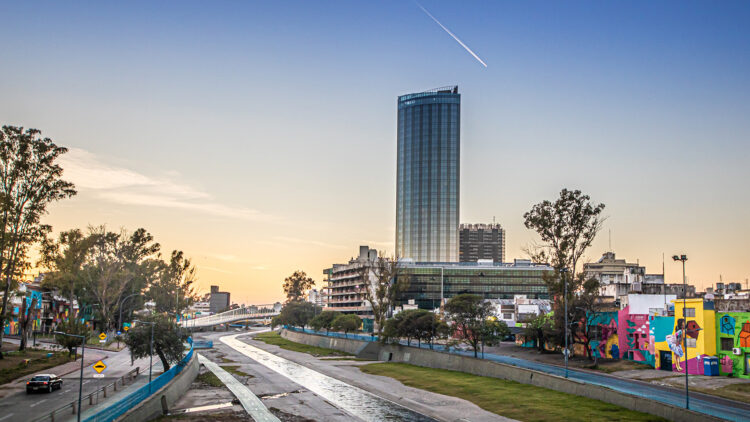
(18, 295, 39, 351)
(39, 229, 95, 315)
(79, 226, 160, 330)
(444, 294, 494, 358)
(283, 270, 314, 303)
(275, 301, 315, 328)
(523, 312, 555, 352)
(54, 318, 92, 358)
(362, 256, 410, 338)
(570, 276, 606, 360)
(479, 318, 510, 356)
(0, 126, 76, 358)
(412, 310, 448, 349)
(124, 314, 187, 370)
(331, 313, 361, 338)
(147, 250, 198, 316)
(309, 310, 338, 333)
(524, 189, 605, 350)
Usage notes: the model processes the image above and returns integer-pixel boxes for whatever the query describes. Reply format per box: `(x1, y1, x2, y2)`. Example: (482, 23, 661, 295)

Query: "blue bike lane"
(287, 328, 750, 422)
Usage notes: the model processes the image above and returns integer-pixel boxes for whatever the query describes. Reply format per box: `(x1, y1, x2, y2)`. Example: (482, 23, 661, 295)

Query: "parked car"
(26, 374, 62, 394)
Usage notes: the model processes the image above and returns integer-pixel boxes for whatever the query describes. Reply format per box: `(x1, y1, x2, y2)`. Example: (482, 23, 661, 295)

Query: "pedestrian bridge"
(181, 305, 279, 328)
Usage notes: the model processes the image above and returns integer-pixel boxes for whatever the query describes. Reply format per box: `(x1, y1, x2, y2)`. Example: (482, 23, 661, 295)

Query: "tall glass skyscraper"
(396, 86, 460, 262)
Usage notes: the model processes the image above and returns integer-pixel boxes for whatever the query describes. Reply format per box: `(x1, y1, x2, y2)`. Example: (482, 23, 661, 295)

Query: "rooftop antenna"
(608, 229, 612, 252)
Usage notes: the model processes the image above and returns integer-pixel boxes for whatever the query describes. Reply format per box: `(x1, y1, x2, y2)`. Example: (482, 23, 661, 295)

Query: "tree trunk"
(0, 278, 12, 359)
(156, 348, 170, 370)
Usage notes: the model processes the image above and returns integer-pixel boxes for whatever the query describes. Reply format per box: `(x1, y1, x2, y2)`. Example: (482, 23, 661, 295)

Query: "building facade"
(459, 223, 505, 263)
(209, 285, 231, 314)
(395, 86, 460, 262)
(323, 246, 379, 317)
(395, 259, 552, 310)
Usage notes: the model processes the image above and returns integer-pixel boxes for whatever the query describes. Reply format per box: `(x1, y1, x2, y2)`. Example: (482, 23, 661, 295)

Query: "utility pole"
(672, 255, 689, 410)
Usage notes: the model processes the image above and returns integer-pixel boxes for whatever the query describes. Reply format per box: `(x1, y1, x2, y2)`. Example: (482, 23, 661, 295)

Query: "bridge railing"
(180, 305, 279, 328)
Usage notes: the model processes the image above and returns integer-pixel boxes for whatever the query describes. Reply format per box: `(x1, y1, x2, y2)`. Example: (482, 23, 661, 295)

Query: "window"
(503, 313, 513, 320)
(686, 338, 697, 348)
(721, 337, 734, 351)
(683, 308, 695, 317)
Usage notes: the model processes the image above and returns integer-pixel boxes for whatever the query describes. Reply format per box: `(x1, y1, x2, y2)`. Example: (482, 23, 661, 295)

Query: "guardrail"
(285, 326, 378, 342)
(82, 344, 194, 422)
(31, 367, 141, 422)
(181, 305, 279, 328)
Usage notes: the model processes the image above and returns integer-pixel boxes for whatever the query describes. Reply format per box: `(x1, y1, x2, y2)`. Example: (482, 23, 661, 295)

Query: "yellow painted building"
(654, 299, 716, 374)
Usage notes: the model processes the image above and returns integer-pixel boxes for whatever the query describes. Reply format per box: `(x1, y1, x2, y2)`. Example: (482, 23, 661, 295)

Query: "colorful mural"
(655, 299, 717, 375)
(716, 312, 750, 379)
(585, 311, 619, 359)
(650, 315, 675, 371)
(618, 305, 653, 365)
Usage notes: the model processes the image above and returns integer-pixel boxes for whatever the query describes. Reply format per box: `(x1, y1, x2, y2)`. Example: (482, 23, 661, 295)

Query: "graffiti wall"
(618, 306, 654, 365)
(657, 299, 717, 375)
(587, 311, 619, 359)
(651, 315, 675, 370)
(716, 312, 750, 379)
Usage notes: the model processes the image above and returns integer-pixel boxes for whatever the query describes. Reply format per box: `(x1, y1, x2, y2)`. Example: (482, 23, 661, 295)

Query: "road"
(185, 329, 506, 422)
(0, 344, 162, 422)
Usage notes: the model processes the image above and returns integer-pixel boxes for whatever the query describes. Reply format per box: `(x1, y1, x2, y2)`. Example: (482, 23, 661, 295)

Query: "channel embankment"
(280, 329, 722, 422)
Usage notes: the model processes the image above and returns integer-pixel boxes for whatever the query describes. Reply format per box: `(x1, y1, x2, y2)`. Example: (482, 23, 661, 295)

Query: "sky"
(1, 1, 749, 303)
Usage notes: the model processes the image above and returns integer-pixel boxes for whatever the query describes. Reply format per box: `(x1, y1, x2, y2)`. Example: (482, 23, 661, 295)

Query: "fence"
(31, 367, 140, 422)
(285, 326, 379, 342)
(81, 344, 194, 422)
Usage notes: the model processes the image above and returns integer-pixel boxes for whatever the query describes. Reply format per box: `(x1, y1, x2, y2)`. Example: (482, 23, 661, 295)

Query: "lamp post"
(133, 320, 155, 392)
(560, 267, 570, 378)
(54, 331, 85, 422)
(672, 254, 689, 409)
(118, 293, 139, 332)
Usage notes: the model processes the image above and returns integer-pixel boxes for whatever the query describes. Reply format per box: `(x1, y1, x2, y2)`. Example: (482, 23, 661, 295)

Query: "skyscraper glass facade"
(396, 86, 460, 262)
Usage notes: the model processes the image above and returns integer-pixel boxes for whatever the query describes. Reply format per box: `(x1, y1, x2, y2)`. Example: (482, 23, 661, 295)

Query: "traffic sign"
(92, 360, 107, 374)
(116, 331, 122, 336)
(99, 332, 107, 341)
(123, 322, 131, 332)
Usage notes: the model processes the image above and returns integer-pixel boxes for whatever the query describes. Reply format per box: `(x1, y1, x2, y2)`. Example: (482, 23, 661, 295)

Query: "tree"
(79, 226, 160, 330)
(524, 312, 555, 352)
(444, 294, 494, 358)
(524, 189, 605, 350)
(55, 318, 91, 358)
(275, 301, 315, 328)
(18, 295, 39, 351)
(0, 126, 76, 358)
(147, 250, 198, 316)
(124, 314, 186, 370)
(331, 313, 361, 338)
(362, 256, 410, 338)
(283, 270, 314, 303)
(412, 310, 448, 349)
(39, 229, 95, 316)
(309, 310, 338, 334)
(479, 318, 510, 357)
(570, 276, 606, 360)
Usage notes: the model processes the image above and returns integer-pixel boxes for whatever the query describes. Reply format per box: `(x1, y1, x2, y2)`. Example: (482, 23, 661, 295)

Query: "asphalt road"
(0, 345, 161, 422)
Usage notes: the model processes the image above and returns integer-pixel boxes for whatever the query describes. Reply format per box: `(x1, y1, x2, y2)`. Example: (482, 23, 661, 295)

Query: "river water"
(221, 334, 437, 422)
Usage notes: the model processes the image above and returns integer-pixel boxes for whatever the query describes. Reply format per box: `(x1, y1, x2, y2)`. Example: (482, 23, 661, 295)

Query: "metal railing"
(32, 367, 140, 422)
(181, 305, 279, 328)
(82, 345, 194, 422)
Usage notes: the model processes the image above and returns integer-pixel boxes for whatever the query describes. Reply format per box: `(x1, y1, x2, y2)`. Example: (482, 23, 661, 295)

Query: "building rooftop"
(398, 86, 459, 102)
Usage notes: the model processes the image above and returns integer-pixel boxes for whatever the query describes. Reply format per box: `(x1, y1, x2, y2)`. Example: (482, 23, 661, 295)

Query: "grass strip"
(360, 363, 666, 422)
(196, 370, 224, 387)
(0, 349, 74, 385)
(221, 365, 253, 377)
(253, 331, 351, 357)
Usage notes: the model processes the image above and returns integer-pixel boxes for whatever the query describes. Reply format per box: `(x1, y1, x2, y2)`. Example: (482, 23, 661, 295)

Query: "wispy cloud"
(416, 2, 488, 68)
(199, 265, 235, 275)
(61, 148, 272, 221)
(274, 236, 345, 249)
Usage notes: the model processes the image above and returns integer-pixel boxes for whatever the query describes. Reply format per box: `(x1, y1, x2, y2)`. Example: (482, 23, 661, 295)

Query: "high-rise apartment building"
(459, 223, 506, 263)
(395, 86, 460, 262)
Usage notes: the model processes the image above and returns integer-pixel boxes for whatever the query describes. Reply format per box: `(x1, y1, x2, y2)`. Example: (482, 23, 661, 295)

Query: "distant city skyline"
(1, 1, 748, 303)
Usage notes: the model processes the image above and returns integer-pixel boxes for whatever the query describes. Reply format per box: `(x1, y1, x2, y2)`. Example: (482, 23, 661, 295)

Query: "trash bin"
(703, 356, 719, 376)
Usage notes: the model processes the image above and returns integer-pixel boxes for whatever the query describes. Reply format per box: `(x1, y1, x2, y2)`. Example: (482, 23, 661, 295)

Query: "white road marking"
(0, 414, 13, 421)
(29, 399, 47, 408)
(63, 389, 71, 393)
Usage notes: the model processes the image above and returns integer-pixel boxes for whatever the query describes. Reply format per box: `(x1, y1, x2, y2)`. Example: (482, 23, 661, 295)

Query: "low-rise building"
(323, 246, 379, 317)
(209, 285, 231, 314)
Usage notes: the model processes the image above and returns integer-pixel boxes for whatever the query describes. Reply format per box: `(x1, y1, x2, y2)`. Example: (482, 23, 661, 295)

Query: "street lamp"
(118, 293, 140, 331)
(560, 267, 570, 379)
(133, 320, 155, 392)
(672, 254, 689, 409)
(54, 331, 85, 422)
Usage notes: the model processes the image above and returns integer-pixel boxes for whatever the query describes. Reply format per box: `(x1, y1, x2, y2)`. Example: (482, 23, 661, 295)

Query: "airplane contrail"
(416, 2, 488, 68)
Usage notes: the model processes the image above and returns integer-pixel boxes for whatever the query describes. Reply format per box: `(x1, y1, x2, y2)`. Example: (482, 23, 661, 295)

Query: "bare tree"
(361, 256, 409, 337)
(0, 126, 76, 358)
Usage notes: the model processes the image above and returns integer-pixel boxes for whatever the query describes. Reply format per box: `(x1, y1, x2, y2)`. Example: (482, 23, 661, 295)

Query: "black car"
(26, 374, 63, 394)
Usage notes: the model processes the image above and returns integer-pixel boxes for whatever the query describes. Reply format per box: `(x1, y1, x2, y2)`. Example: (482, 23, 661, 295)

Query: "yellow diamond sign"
(93, 360, 107, 374)
(99, 332, 107, 341)
(123, 326, 129, 332)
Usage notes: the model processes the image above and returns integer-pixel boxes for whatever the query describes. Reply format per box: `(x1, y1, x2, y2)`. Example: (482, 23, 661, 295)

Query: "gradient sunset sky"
(1, 1, 748, 303)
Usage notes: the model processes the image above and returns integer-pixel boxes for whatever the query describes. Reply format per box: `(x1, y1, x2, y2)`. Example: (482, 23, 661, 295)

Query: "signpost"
(123, 322, 131, 332)
(92, 360, 107, 378)
(98, 332, 107, 343)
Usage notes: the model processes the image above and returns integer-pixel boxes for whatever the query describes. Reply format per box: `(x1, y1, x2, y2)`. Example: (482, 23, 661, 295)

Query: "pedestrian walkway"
(197, 353, 280, 422)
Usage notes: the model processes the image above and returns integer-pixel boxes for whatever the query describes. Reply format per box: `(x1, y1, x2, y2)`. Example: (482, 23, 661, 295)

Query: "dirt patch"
(269, 407, 318, 422)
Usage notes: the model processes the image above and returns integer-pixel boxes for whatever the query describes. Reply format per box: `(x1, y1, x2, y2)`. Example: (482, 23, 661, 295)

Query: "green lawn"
(253, 331, 351, 357)
(360, 363, 666, 422)
(0, 345, 74, 385)
(221, 365, 253, 377)
(196, 370, 223, 387)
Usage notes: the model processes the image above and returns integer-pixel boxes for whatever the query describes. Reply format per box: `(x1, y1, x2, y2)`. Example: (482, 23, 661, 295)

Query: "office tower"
(459, 223, 506, 263)
(395, 86, 460, 262)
